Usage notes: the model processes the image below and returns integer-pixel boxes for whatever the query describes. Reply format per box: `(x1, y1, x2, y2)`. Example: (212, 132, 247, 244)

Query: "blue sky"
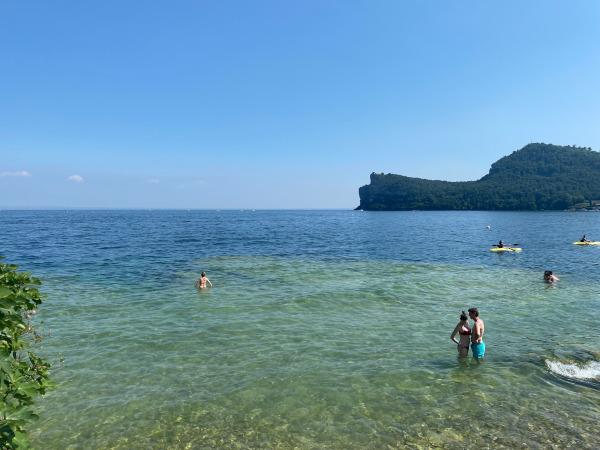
(2, 1, 599, 209)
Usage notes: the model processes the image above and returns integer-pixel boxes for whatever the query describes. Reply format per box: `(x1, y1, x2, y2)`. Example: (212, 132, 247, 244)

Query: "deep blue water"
(4, 209, 600, 276)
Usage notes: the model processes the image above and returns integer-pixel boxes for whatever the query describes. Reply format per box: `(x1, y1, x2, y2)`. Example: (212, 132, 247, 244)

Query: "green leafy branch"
(1, 258, 55, 449)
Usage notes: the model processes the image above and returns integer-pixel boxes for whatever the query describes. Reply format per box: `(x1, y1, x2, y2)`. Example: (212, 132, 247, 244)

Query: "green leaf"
(28, 278, 42, 286)
(11, 429, 32, 449)
(0, 297, 16, 308)
(16, 382, 41, 397)
(0, 286, 11, 297)
(0, 355, 14, 373)
(5, 406, 37, 422)
(42, 378, 56, 390)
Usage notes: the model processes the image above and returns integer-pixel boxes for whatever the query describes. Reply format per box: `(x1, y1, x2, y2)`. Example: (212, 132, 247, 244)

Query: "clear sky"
(2, 1, 600, 209)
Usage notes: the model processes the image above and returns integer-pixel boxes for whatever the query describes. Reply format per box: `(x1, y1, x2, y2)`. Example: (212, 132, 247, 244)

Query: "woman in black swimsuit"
(450, 311, 471, 357)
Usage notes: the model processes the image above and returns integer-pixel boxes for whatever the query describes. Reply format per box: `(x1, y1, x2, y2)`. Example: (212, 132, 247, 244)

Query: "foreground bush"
(1, 258, 55, 448)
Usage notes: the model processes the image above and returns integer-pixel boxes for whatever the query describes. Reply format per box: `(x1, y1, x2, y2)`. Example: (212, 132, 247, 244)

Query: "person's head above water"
(468, 308, 479, 318)
(201, 272, 206, 277)
(544, 270, 556, 280)
(460, 311, 468, 321)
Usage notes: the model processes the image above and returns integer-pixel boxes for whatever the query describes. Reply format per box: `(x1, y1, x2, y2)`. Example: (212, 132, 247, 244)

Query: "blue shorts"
(471, 342, 485, 358)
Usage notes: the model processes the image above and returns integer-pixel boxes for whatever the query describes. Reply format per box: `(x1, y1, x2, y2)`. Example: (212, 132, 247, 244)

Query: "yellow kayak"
(573, 241, 600, 245)
(490, 247, 522, 252)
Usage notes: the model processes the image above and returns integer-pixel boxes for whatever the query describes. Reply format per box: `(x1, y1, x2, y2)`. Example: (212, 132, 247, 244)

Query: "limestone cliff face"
(356, 143, 600, 211)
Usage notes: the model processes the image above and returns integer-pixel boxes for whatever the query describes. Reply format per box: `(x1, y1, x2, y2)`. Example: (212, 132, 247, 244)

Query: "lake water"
(2, 210, 600, 448)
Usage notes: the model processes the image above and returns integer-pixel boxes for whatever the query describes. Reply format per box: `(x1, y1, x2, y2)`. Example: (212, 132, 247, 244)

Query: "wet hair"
(460, 311, 468, 321)
(201, 272, 206, 277)
(468, 308, 479, 317)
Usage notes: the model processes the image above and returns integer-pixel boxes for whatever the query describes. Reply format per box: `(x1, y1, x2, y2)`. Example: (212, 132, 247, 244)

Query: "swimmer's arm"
(450, 325, 460, 344)
(206, 279, 212, 287)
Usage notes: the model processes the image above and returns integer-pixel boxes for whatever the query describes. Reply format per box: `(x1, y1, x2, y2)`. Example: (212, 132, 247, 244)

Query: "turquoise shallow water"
(2, 210, 600, 448)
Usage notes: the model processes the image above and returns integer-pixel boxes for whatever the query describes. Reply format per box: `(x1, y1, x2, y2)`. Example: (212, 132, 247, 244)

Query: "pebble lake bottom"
(2, 210, 600, 448)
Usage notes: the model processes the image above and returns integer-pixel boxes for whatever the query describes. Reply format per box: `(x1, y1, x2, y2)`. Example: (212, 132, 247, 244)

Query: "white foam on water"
(545, 359, 600, 380)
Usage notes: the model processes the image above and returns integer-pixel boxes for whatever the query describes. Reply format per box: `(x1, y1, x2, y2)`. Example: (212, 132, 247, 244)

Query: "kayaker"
(580, 235, 591, 243)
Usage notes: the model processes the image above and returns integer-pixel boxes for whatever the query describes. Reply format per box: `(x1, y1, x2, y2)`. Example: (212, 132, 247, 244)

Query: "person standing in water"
(469, 308, 485, 359)
(195, 272, 212, 289)
(450, 311, 471, 357)
(543, 270, 559, 282)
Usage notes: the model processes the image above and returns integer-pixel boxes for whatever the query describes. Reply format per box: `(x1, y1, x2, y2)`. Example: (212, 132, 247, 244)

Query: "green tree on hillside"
(356, 144, 600, 211)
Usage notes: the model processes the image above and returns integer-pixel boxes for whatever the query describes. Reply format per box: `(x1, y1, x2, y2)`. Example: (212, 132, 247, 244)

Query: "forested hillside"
(356, 143, 600, 211)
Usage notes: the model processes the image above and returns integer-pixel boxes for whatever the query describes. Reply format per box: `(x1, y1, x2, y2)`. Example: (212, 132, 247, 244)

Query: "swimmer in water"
(543, 270, 559, 282)
(469, 308, 485, 359)
(195, 272, 212, 289)
(450, 310, 471, 357)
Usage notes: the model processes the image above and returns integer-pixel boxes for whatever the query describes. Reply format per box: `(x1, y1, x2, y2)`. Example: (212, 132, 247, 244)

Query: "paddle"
(492, 244, 519, 247)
